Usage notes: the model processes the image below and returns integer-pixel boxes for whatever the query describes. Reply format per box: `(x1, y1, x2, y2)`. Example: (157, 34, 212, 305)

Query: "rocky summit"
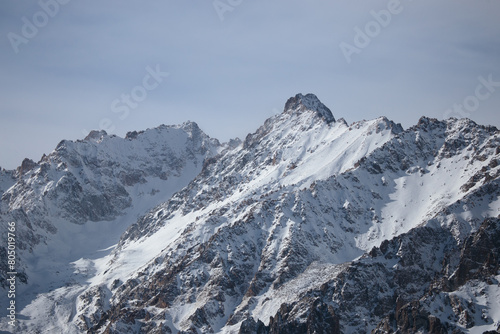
(1, 94, 499, 333)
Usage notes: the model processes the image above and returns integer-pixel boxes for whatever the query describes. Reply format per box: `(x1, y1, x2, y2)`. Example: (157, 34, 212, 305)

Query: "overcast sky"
(1, 1, 499, 170)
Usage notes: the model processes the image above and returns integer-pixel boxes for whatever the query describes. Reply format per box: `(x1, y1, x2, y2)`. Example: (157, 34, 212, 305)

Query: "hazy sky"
(1, 1, 499, 170)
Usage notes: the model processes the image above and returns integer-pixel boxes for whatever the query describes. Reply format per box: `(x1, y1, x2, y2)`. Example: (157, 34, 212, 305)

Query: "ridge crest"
(284, 93, 335, 123)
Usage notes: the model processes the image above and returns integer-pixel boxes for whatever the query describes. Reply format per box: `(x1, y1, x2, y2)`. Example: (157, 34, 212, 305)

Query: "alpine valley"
(1, 94, 499, 334)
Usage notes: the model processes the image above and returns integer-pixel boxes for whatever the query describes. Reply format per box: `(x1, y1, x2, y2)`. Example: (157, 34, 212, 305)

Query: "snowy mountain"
(0, 122, 221, 328)
(1, 94, 499, 333)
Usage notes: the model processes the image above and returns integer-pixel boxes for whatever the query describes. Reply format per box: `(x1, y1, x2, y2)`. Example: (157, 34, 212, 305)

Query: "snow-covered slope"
(0, 121, 221, 332)
(1, 94, 499, 334)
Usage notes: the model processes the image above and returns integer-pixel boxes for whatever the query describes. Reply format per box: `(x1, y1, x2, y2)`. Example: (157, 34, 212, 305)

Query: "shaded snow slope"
(0, 122, 221, 333)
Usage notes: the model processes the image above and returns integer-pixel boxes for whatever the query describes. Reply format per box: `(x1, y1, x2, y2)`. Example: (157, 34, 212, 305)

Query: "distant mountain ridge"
(1, 94, 499, 333)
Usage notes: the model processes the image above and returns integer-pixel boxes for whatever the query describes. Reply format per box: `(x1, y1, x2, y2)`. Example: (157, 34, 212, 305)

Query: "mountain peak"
(284, 93, 335, 123)
(84, 129, 108, 142)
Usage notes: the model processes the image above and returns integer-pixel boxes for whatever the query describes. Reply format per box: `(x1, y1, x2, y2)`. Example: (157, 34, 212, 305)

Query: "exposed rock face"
(260, 218, 500, 334)
(18, 158, 37, 176)
(284, 93, 335, 124)
(447, 218, 500, 290)
(265, 300, 341, 334)
(371, 218, 500, 334)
